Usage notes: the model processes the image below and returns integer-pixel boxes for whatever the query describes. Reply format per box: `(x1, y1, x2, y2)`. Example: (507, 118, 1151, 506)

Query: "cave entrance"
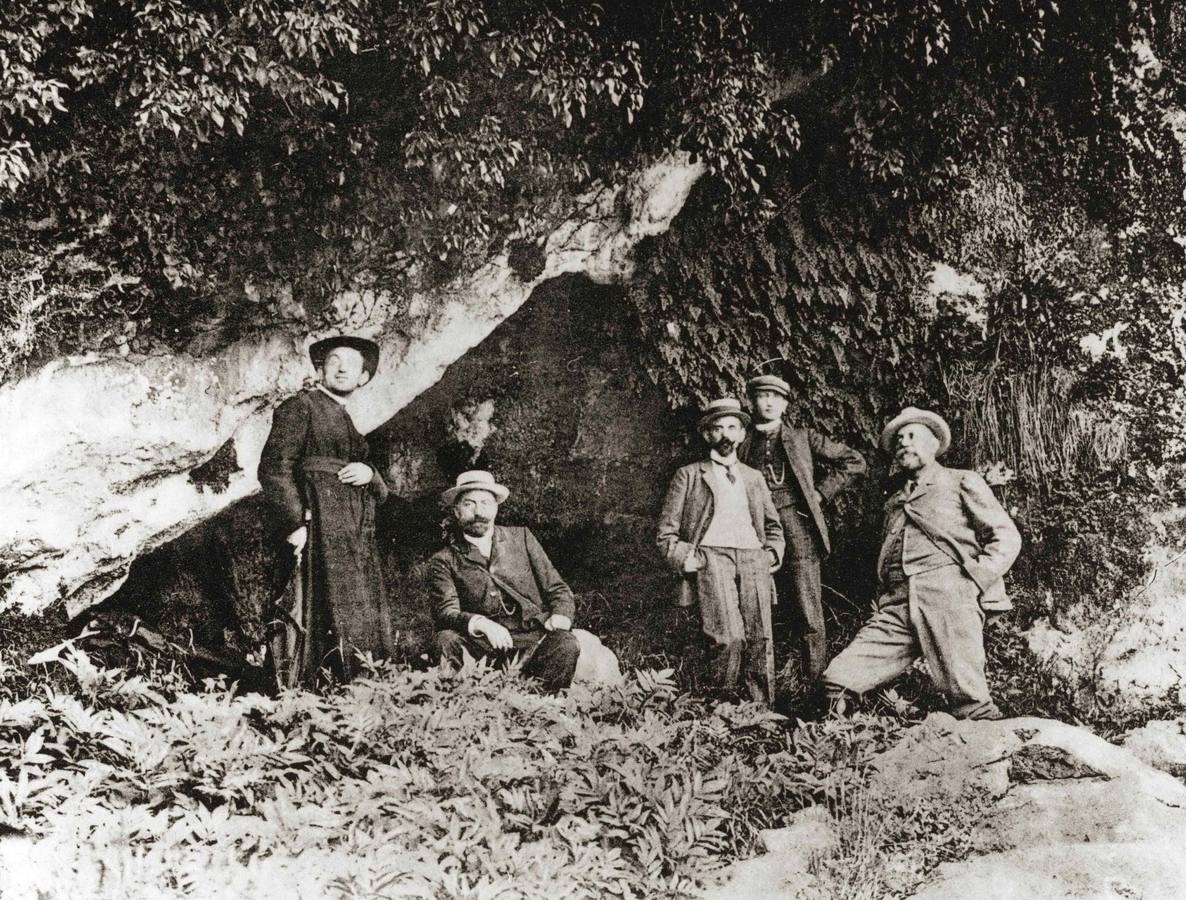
(94, 275, 687, 669)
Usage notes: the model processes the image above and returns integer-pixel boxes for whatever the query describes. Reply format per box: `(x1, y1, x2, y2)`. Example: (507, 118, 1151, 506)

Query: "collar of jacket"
(451, 525, 503, 566)
(314, 383, 350, 406)
(902, 462, 943, 501)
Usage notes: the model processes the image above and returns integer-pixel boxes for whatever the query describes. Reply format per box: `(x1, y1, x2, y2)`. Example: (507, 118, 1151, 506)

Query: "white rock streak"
(0, 154, 705, 616)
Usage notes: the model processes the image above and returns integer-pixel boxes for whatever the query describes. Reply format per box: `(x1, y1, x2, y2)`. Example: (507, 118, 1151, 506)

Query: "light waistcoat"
(700, 463, 763, 549)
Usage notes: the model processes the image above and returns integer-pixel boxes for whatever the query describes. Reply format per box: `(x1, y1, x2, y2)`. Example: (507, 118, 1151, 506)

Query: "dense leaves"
(0, 641, 904, 899)
(4, 1, 1183, 376)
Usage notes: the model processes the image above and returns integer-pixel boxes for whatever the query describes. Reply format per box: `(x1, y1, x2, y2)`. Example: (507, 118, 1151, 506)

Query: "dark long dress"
(258, 387, 394, 686)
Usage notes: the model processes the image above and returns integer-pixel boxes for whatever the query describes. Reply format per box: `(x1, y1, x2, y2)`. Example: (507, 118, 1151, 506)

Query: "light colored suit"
(657, 460, 785, 703)
(656, 460, 785, 605)
(825, 463, 1021, 719)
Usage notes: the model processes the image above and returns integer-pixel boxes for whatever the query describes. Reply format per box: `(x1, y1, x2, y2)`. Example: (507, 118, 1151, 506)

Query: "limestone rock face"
(0, 155, 705, 617)
(1025, 509, 1186, 715)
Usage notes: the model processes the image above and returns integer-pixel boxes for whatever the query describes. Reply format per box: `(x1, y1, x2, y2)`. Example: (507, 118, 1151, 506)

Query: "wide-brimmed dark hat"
(697, 397, 751, 431)
(308, 335, 380, 376)
(880, 406, 952, 455)
(746, 374, 791, 399)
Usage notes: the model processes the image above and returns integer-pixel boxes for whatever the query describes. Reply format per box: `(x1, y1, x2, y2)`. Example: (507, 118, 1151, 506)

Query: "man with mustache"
(427, 470, 582, 689)
(657, 398, 785, 704)
(740, 373, 866, 684)
(259, 335, 395, 687)
(822, 408, 1021, 719)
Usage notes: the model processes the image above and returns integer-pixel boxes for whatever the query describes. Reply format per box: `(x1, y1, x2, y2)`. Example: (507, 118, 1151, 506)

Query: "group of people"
(259, 334, 1021, 720)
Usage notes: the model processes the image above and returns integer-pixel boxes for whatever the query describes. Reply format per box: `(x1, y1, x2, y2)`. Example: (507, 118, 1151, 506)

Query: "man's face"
(320, 347, 370, 396)
(893, 423, 940, 473)
(751, 389, 789, 423)
(452, 489, 500, 536)
(702, 415, 747, 456)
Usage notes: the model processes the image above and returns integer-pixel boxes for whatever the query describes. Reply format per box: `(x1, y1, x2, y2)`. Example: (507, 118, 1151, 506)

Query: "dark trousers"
(436, 627, 580, 690)
(773, 502, 827, 680)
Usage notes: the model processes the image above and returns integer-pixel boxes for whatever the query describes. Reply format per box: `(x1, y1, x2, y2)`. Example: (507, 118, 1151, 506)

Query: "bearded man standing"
(427, 471, 582, 690)
(823, 407, 1021, 719)
(657, 398, 785, 704)
(740, 374, 866, 682)
(259, 335, 395, 687)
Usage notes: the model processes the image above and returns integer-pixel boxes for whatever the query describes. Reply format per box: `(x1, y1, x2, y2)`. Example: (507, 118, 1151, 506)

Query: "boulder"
(0, 155, 704, 618)
(700, 806, 837, 900)
(896, 716, 1186, 899)
(1122, 718, 1186, 776)
(708, 714, 1186, 899)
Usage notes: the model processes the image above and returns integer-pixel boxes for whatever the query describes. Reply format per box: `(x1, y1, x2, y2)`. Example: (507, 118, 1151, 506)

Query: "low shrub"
(0, 641, 902, 900)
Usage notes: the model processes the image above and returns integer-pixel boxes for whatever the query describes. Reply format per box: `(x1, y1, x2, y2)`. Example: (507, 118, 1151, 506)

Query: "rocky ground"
(707, 714, 1186, 899)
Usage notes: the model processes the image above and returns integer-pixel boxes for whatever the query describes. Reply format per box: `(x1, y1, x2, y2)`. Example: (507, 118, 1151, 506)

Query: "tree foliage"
(4, 1, 1182, 374)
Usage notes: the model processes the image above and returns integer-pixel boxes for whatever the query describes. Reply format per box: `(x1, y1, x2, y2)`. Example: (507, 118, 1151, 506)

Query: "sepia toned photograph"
(2, 2, 1185, 898)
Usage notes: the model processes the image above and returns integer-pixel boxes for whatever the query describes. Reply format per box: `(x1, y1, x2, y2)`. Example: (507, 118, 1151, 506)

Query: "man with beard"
(259, 335, 395, 687)
(740, 374, 866, 683)
(427, 470, 581, 690)
(822, 408, 1021, 719)
(657, 398, 785, 704)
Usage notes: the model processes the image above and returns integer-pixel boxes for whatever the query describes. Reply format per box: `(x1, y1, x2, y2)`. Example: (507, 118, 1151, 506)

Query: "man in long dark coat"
(427, 470, 582, 690)
(258, 335, 395, 687)
(739, 374, 867, 682)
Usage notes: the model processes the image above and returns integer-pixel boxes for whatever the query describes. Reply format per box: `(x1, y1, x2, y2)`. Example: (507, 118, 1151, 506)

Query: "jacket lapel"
(488, 526, 503, 569)
(781, 426, 815, 498)
(694, 461, 718, 542)
(905, 464, 941, 503)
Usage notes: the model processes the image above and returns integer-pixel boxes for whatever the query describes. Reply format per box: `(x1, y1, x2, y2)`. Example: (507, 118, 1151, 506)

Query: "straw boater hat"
(441, 470, 510, 506)
(879, 407, 952, 455)
(697, 397, 751, 431)
(309, 335, 381, 376)
(746, 374, 791, 398)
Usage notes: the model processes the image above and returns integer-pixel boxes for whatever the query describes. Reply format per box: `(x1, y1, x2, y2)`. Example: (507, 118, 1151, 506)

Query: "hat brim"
(309, 336, 381, 376)
(746, 377, 791, 399)
(880, 411, 952, 455)
(698, 409, 751, 431)
(441, 483, 510, 506)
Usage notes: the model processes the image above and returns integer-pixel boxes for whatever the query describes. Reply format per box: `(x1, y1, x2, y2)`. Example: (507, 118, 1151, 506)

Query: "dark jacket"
(258, 388, 389, 536)
(427, 525, 576, 633)
(739, 423, 866, 553)
(656, 460, 785, 606)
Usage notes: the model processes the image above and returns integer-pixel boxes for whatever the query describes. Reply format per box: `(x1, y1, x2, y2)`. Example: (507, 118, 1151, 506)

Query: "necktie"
(717, 461, 737, 484)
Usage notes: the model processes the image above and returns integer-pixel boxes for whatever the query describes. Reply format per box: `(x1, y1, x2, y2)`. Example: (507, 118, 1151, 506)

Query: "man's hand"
(286, 526, 308, 557)
(471, 616, 513, 650)
(337, 462, 374, 486)
(543, 614, 572, 632)
(768, 548, 780, 573)
(683, 551, 702, 573)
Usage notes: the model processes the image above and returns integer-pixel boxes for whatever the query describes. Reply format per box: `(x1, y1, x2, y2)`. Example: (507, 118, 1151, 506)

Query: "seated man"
(427, 470, 582, 689)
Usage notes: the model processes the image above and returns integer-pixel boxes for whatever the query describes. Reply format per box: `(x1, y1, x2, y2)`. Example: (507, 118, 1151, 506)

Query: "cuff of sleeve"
(466, 614, 485, 637)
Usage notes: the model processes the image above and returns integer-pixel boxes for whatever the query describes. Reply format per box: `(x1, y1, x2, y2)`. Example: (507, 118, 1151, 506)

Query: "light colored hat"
(746, 374, 791, 398)
(880, 407, 952, 454)
(698, 397, 751, 431)
(441, 470, 510, 505)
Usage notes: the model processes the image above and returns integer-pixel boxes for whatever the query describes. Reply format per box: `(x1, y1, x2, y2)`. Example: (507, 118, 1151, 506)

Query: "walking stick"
(270, 509, 311, 690)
